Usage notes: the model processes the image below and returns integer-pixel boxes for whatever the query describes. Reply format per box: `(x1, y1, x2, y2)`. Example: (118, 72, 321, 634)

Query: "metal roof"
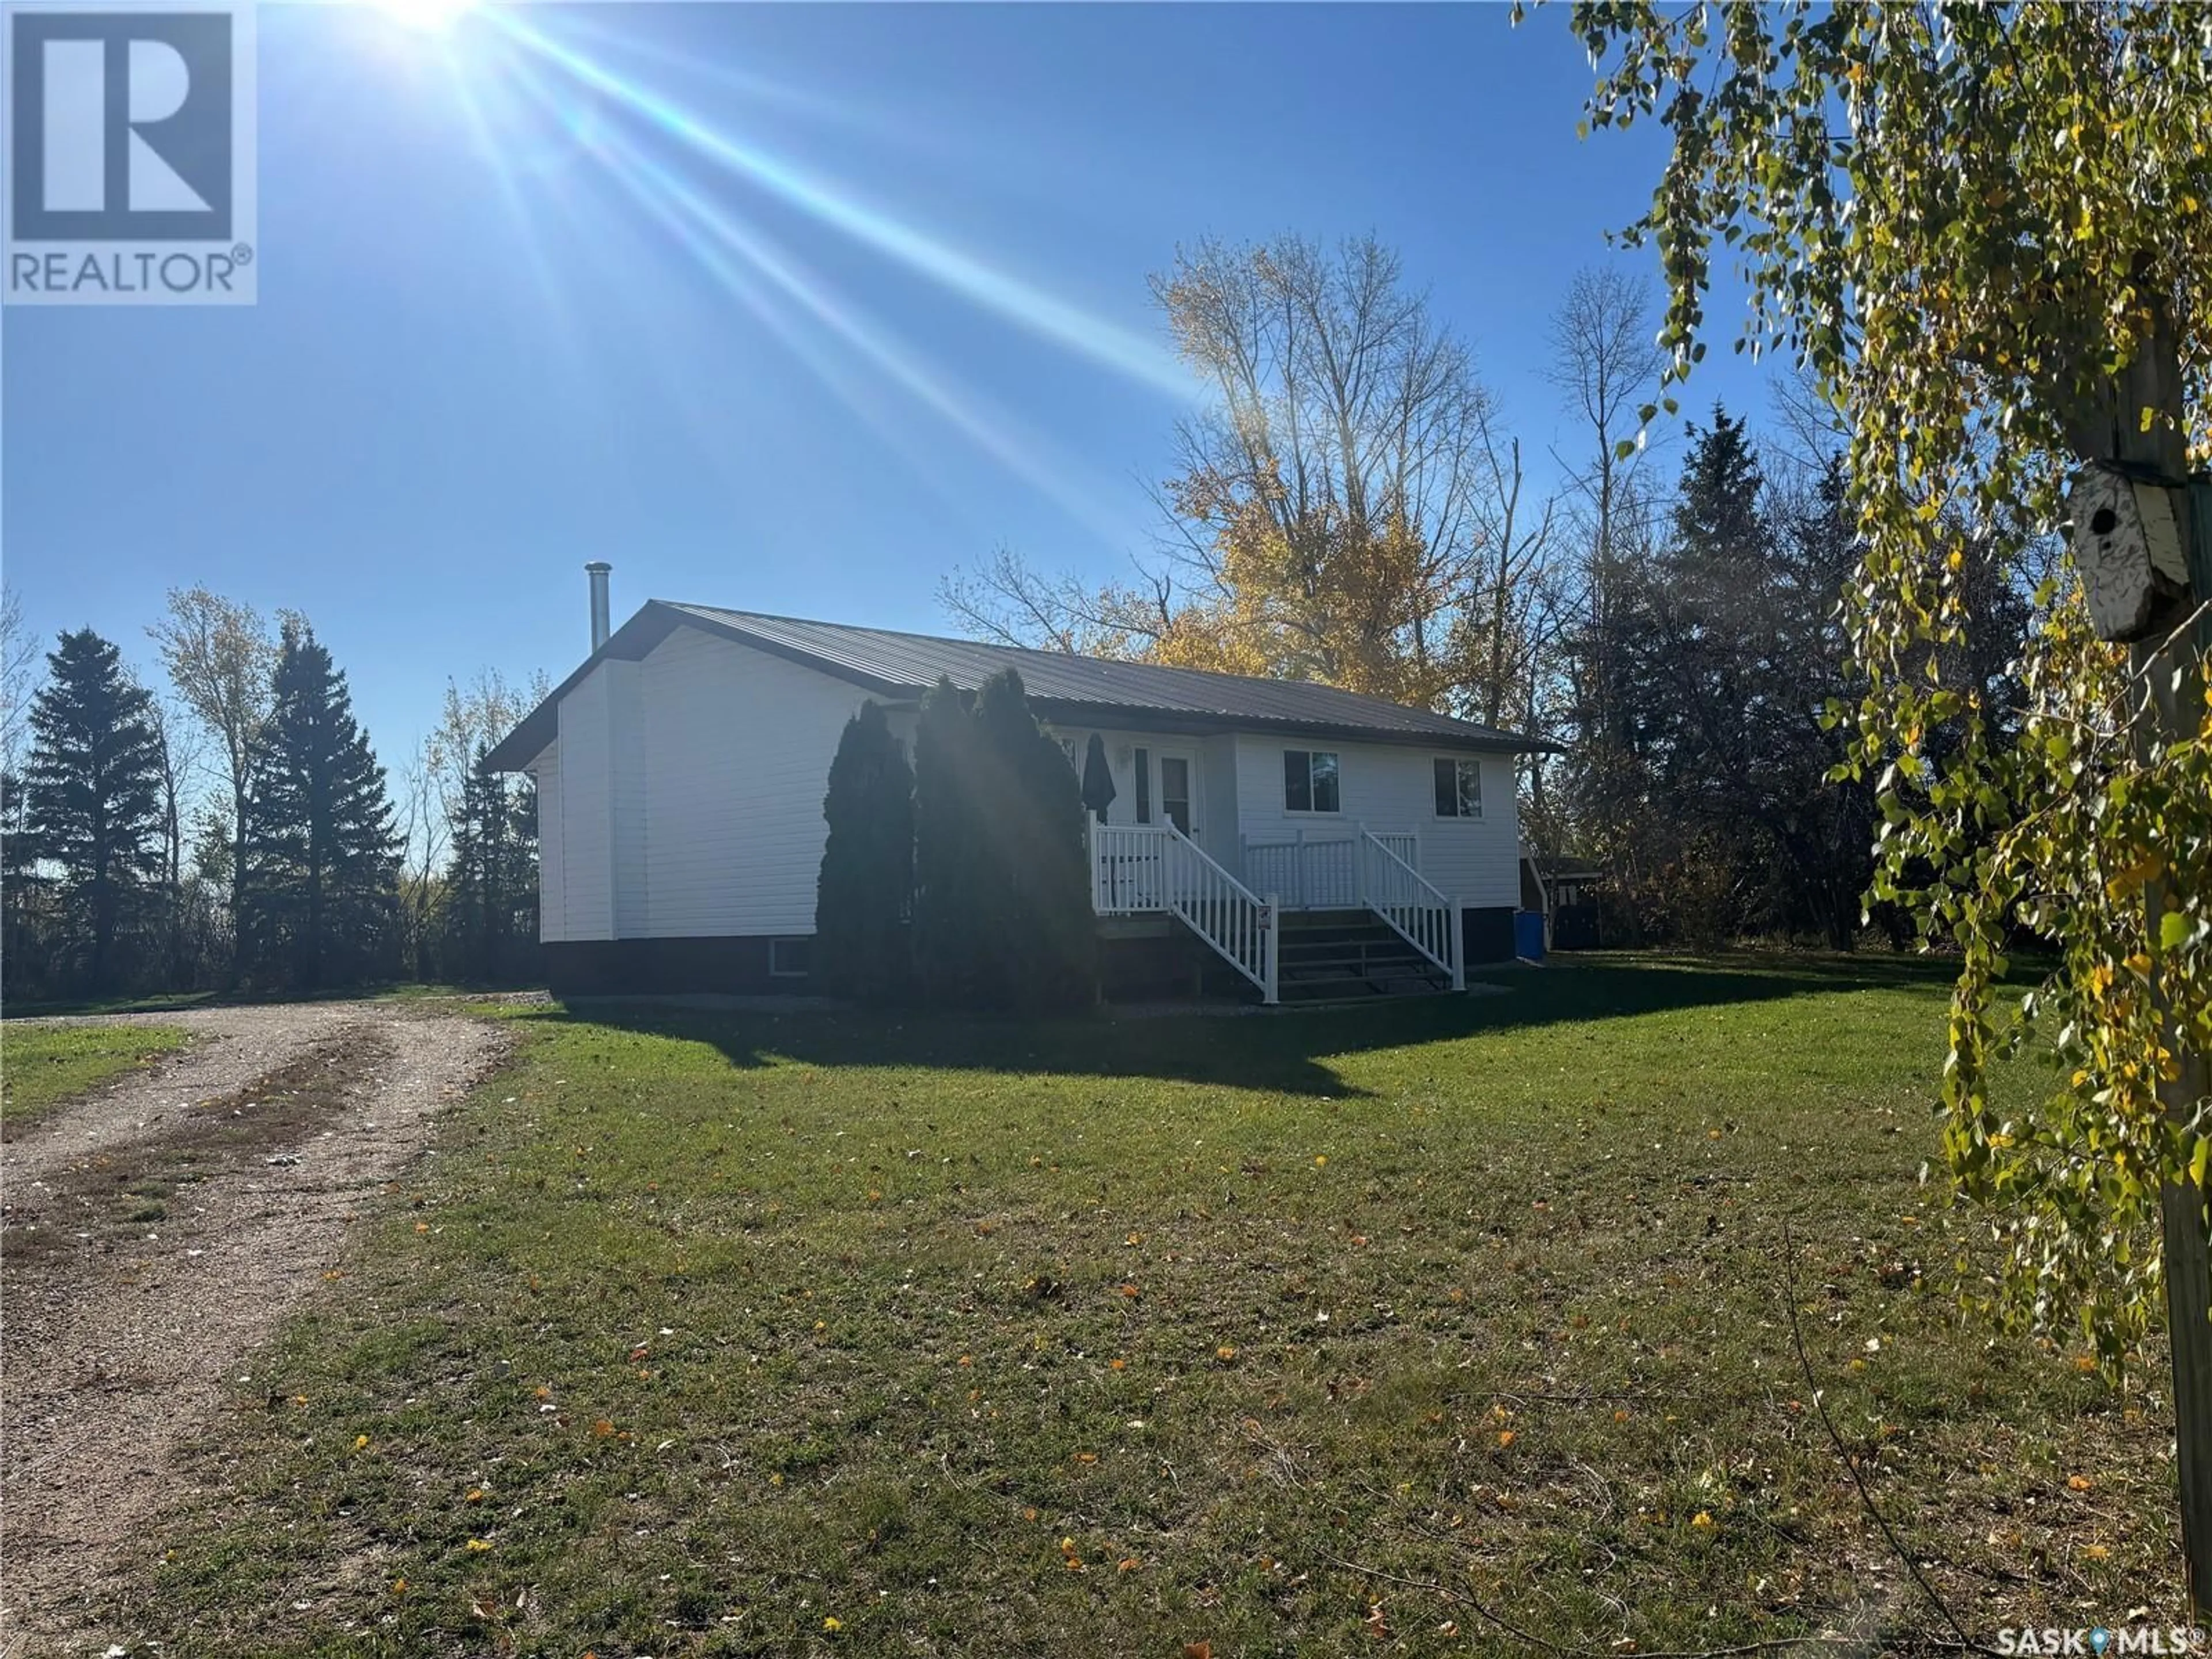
(486, 600, 1549, 769)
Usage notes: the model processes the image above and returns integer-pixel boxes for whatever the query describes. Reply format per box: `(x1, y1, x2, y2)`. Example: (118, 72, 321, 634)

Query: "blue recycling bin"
(1513, 910, 1546, 963)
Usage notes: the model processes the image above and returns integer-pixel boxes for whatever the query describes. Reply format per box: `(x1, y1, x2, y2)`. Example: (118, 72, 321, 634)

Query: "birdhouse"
(2069, 461, 2192, 642)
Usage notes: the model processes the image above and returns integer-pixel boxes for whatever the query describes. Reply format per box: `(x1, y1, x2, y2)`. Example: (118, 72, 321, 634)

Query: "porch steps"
(1273, 913, 1452, 1002)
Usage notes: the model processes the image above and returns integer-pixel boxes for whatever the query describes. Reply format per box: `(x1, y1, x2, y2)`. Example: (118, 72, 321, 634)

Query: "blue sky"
(2, 1, 1774, 770)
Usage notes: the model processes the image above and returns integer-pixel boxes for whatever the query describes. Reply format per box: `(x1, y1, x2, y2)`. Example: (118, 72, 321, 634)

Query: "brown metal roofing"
(485, 600, 1549, 769)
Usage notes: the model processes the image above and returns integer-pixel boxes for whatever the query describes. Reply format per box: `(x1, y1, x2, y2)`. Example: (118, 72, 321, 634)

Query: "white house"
(486, 568, 1551, 1003)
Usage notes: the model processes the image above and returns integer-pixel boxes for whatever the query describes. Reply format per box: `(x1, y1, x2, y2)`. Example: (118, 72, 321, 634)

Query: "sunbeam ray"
(442, 36, 572, 350)
(497, 52, 1131, 547)
(592, 131, 1139, 544)
(486, 9, 1194, 402)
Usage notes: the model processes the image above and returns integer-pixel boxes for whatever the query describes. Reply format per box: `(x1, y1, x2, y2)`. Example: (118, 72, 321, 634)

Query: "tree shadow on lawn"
(555, 950, 1969, 1099)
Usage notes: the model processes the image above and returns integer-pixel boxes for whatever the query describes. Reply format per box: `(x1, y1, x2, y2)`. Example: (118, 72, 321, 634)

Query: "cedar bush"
(911, 671, 1094, 1013)
(815, 700, 915, 1005)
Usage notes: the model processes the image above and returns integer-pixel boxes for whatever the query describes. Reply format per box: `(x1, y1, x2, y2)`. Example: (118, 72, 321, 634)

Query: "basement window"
(1283, 749, 1341, 813)
(768, 937, 813, 979)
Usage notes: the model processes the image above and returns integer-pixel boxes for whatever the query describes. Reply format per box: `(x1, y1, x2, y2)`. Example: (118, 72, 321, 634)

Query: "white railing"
(1092, 823, 1168, 914)
(1357, 828, 1463, 991)
(1241, 829, 1419, 911)
(1241, 832, 1358, 909)
(1091, 822, 1278, 1003)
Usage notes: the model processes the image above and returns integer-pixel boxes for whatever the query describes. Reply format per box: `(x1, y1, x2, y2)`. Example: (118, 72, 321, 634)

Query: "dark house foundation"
(543, 935, 812, 997)
(544, 907, 1521, 1001)
(1461, 906, 1517, 967)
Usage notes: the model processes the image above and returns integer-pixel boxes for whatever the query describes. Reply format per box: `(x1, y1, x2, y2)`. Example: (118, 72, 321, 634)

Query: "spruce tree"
(247, 621, 399, 990)
(444, 740, 536, 983)
(815, 700, 914, 1005)
(445, 740, 511, 982)
(22, 628, 165, 993)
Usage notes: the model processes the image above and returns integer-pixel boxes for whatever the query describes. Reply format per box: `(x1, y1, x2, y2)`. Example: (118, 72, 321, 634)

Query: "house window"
(1433, 757, 1483, 819)
(768, 937, 812, 978)
(1283, 749, 1340, 813)
(1134, 747, 1152, 824)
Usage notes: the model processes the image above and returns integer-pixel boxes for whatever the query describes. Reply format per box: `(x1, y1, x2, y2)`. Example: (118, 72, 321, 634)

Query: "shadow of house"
(551, 953, 1964, 1099)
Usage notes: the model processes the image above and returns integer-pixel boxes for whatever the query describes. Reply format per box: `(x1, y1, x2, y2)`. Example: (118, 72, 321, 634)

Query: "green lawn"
(123, 957, 2181, 1655)
(1, 1021, 192, 1127)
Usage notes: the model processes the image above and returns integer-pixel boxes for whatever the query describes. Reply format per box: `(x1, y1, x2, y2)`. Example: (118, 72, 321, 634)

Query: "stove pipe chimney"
(585, 561, 612, 652)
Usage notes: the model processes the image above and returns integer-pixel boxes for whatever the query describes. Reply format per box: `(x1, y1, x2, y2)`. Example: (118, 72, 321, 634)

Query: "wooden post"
(2152, 479, 2212, 1615)
(2076, 302, 2212, 1612)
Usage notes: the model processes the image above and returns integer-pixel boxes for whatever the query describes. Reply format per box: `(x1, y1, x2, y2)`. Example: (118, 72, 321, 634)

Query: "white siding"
(1232, 735, 1521, 910)
(556, 664, 615, 940)
(1038, 725, 1243, 865)
(532, 746, 565, 941)
(1198, 734, 1240, 870)
(537, 620, 1523, 941)
(608, 660, 647, 935)
(635, 627, 874, 938)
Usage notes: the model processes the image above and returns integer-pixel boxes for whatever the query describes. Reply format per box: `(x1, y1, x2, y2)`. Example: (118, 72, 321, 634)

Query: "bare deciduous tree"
(939, 546, 1170, 658)
(395, 735, 446, 981)
(426, 668, 548, 827)
(148, 588, 278, 973)
(1543, 266, 1669, 869)
(0, 585, 35, 778)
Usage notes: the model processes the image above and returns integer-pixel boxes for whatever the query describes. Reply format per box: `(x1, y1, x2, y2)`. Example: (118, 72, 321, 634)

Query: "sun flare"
(368, 0, 475, 36)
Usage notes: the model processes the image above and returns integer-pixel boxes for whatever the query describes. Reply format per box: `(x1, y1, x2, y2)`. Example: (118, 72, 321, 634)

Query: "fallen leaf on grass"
(2067, 1474, 2094, 1492)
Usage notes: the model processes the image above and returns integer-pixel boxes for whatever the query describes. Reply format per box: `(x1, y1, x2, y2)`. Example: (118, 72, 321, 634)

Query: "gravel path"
(0, 1003, 514, 1656)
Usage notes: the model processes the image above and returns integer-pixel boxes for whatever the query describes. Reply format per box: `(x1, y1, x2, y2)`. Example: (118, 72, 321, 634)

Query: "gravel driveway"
(0, 1002, 514, 1656)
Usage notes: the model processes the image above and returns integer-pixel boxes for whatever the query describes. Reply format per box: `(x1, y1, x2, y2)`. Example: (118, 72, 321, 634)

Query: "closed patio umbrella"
(1080, 733, 1117, 823)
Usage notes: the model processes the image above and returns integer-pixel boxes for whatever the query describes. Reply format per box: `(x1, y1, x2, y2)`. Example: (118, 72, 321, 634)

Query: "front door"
(1157, 752, 1196, 838)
